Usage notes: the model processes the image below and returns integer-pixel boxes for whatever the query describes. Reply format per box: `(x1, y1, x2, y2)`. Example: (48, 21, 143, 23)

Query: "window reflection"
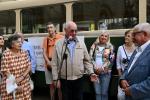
(147, 0, 150, 22)
(73, 0, 139, 31)
(22, 5, 66, 33)
(0, 11, 15, 34)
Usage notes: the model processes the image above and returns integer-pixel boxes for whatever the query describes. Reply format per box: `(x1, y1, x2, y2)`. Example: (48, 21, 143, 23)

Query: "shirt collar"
(64, 36, 78, 44)
(48, 34, 57, 40)
(137, 40, 150, 52)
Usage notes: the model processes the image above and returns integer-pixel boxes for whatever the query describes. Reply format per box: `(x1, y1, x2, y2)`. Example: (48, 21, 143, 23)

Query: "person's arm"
(127, 76, 150, 99)
(28, 44, 36, 74)
(16, 51, 31, 84)
(82, 43, 99, 82)
(23, 51, 31, 77)
(116, 46, 122, 76)
(0, 51, 11, 77)
(42, 38, 51, 68)
(82, 42, 94, 74)
(89, 43, 96, 68)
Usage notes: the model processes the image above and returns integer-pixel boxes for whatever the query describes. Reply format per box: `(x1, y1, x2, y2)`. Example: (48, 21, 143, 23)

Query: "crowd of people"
(0, 21, 150, 100)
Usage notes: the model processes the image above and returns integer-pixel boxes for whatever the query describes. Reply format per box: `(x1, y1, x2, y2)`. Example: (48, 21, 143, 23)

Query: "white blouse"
(116, 45, 134, 71)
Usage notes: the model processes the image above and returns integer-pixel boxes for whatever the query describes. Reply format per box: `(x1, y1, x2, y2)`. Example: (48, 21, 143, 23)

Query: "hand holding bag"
(6, 74, 18, 94)
(29, 78, 34, 90)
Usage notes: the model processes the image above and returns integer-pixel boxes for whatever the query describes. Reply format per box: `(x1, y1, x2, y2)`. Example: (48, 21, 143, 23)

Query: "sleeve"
(129, 76, 150, 99)
(28, 44, 36, 73)
(24, 51, 32, 70)
(42, 37, 47, 49)
(116, 46, 122, 69)
(1, 52, 10, 74)
(83, 42, 94, 75)
(89, 43, 96, 68)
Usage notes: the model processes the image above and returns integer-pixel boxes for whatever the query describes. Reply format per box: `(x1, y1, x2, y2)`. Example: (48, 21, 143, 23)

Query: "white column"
(15, 9, 22, 32)
(139, 0, 146, 23)
(64, 2, 74, 22)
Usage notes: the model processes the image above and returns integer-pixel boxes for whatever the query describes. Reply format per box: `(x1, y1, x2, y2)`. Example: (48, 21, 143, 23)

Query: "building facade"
(0, 0, 148, 37)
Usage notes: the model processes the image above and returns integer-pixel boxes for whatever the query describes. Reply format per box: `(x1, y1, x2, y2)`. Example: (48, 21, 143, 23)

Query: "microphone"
(66, 36, 73, 44)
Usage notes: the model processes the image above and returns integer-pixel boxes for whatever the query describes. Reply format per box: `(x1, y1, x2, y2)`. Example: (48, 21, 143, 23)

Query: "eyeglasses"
(70, 29, 78, 33)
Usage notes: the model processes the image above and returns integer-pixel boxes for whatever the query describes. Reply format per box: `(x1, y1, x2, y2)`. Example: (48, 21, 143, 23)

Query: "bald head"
(65, 21, 77, 29)
(64, 21, 77, 40)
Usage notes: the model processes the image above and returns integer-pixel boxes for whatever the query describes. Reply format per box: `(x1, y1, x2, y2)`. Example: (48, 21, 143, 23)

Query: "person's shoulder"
(118, 45, 123, 50)
(56, 33, 64, 39)
(3, 49, 10, 54)
(43, 36, 48, 41)
(23, 40, 32, 47)
(55, 37, 64, 45)
(23, 40, 30, 45)
(2, 49, 12, 57)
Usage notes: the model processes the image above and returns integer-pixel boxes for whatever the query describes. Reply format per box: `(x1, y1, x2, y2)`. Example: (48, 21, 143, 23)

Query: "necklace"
(124, 44, 135, 53)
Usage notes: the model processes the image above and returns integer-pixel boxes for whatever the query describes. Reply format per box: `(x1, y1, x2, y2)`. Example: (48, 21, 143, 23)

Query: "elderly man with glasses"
(52, 21, 98, 100)
(120, 23, 150, 100)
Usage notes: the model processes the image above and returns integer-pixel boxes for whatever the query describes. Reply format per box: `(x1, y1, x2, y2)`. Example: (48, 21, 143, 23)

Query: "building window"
(22, 4, 66, 33)
(73, 0, 139, 31)
(0, 11, 15, 34)
(147, 0, 150, 22)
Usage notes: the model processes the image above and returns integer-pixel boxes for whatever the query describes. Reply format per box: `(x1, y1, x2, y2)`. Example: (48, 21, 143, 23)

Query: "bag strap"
(122, 45, 129, 60)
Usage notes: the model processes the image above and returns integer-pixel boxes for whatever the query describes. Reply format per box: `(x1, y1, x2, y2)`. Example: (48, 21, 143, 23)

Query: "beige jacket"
(52, 37, 94, 80)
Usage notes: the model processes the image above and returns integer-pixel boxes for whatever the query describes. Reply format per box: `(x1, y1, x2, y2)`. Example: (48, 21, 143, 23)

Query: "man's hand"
(94, 67, 103, 75)
(47, 61, 52, 71)
(120, 80, 129, 89)
(123, 87, 132, 96)
(90, 73, 99, 83)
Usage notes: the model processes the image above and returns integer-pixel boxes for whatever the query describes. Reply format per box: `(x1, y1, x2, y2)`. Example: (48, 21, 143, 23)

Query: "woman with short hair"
(0, 34, 31, 100)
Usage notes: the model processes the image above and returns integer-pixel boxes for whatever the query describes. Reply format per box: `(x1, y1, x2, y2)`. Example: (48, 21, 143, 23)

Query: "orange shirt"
(42, 34, 63, 58)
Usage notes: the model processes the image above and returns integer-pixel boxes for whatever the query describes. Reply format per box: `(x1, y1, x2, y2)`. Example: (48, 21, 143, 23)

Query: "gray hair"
(64, 21, 77, 29)
(133, 23, 150, 34)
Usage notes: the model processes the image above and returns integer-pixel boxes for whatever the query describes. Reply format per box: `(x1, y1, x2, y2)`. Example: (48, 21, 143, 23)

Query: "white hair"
(133, 23, 150, 34)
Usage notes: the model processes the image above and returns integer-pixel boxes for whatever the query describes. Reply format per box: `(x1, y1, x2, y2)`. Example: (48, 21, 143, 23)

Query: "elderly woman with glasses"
(89, 31, 115, 100)
(0, 34, 31, 100)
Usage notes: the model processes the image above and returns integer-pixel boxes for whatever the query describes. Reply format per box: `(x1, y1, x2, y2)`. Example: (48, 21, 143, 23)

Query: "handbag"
(6, 74, 18, 94)
(30, 78, 34, 90)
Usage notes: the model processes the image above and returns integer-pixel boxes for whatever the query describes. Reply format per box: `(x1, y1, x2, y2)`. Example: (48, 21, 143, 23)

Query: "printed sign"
(28, 37, 45, 71)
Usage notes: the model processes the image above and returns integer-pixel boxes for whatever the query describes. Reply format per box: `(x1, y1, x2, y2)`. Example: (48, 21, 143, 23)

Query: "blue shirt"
(67, 40, 76, 64)
(22, 41, 36, 73)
